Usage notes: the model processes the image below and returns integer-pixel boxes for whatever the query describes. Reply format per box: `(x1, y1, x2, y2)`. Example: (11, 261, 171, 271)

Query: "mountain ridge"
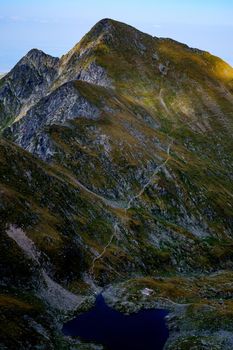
(0, 48, 59, 131)
(1, 18, 233, 132)
(0, 18, 233, 350)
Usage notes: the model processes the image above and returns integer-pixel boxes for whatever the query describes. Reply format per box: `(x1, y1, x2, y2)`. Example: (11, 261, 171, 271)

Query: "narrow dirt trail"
(52, 168, 125, 209)
(90, 138, 173, 276)
(125, 139, 173, 212)
(74, 178, 123, 209)
(158, 88, 170, 114)
(90, 222, 119, 275)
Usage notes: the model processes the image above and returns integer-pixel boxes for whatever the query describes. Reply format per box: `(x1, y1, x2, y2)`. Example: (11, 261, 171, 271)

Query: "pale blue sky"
(0, 0, 233, 71)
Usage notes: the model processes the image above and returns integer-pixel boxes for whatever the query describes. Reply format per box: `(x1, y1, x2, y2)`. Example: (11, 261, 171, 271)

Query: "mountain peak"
(0, 50, 59, 131)
(1, 18, 233, 350)
(82, 18, 119, 42)
(26, 48, 47, 58)
(22, 48, 59, 66)
(95, 18, 115, 27)
(86, 18, 150, 41)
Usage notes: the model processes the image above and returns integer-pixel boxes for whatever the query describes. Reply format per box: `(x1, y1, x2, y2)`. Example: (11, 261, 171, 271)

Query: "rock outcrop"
(0, 18, 233, 350)
(6, 81, 100, 159)
(0, 49, 59, 131)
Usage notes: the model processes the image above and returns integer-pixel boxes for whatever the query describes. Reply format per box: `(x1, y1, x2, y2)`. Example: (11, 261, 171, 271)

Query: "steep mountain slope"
(6, 81, 100, 160)
(0, 49, 59, 132)
(1, 19, 233, 349)
(0, 137, 130, 349)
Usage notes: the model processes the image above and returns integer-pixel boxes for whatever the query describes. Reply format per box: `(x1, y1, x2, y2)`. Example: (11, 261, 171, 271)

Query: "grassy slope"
(46, 21, 233, 268)
(0, 138, 119, 348)
(3, 19, 232, 282)
(1, 19, 233, 349)
(19, 74, 231, 275)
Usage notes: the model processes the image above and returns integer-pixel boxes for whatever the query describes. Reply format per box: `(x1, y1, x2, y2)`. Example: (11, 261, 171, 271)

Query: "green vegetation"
(0, 18, 232, 349)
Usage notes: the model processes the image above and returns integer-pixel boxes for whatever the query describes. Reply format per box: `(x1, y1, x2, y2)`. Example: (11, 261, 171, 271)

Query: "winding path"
(90, 138, 173, 276)
(74, 178, 123, 209)
(125, 139, 173, 212)
(90, 222, 119, 275)
(158, 88, 170, 114)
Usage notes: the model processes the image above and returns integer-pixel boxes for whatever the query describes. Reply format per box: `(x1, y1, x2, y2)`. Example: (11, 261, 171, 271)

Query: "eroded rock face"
(3, 18, 233, 274)
(76, 61, 113, 88)
(54, 19, 114, 87)
(0, 49, 59, 130)
(6, 81, 100, 159)
(1, 18, 233, 350)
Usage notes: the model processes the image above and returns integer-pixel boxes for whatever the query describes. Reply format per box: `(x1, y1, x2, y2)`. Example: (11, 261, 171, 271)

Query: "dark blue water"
(62, 294, 169, 350)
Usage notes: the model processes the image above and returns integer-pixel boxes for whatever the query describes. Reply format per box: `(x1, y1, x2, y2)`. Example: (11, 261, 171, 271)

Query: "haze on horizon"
(0, 0, 233, 72)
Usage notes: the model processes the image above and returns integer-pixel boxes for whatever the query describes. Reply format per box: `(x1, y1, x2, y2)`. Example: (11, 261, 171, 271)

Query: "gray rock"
(7, 81, 100, 160)
(0, 49, 59, 130)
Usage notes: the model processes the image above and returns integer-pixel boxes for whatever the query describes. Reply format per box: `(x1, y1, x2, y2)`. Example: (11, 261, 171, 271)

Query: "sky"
(0, 0, 233, 72)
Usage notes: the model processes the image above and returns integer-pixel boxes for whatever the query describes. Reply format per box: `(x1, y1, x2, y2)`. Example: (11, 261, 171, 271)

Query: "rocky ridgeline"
(0, 49, 59, 130)
(0, 18, 233, 350)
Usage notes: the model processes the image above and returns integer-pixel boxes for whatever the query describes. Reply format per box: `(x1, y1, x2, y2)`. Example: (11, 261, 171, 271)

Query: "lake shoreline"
(62, 293, 170, 350)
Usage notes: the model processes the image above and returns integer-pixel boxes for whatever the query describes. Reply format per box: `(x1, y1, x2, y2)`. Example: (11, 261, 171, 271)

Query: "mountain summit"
(0, 48, 59, 130)
(0, 19, 233, 350)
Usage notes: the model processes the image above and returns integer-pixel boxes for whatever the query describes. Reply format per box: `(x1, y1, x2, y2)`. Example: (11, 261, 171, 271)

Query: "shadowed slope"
(0, 18, 233, 350)
(0, 49, 59, 131)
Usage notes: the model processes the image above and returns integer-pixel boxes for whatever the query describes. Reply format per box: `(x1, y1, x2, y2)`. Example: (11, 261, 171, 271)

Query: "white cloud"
(7, 16, 56, 24)
(32, 18, 50, 24)
(9, 16, 24, 21)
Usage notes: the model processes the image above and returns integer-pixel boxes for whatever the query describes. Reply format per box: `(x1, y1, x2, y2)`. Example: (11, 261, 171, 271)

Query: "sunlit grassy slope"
(1, 18, 233, 349)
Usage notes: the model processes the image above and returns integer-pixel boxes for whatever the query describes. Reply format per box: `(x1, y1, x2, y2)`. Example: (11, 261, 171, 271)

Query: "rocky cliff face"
(0, 19, 233, 350)
(6, 81, 100, 160)
(0, 49, 59, 131)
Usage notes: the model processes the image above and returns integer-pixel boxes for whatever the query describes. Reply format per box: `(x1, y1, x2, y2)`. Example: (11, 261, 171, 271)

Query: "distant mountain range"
(0, 19, 233, 350)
